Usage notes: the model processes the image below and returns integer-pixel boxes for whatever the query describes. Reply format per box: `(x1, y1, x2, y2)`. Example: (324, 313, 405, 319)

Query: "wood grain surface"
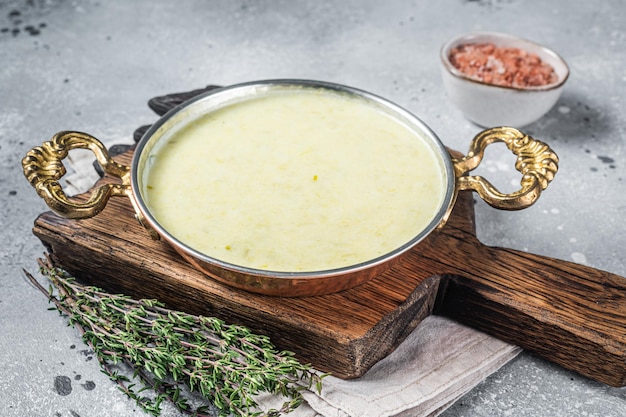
(29, 85, 626, 386)
(31, 148, 626, 385)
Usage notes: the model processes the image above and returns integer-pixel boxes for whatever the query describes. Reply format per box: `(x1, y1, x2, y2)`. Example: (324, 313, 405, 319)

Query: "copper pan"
(22, 80, 558, 296)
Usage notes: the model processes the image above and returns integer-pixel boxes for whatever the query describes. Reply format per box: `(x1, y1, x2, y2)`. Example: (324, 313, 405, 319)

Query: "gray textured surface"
(1, 0, 625, 416)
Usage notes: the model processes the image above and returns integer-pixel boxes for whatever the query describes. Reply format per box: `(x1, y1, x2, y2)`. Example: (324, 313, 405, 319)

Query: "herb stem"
(24, 256, 326, 417)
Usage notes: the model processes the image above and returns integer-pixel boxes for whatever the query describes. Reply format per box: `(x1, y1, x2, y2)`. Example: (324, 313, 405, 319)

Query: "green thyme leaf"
(24, 258, 326, 417)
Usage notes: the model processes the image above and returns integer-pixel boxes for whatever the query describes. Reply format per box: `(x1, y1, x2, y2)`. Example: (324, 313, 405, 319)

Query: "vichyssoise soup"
(143, 89, 446, 272)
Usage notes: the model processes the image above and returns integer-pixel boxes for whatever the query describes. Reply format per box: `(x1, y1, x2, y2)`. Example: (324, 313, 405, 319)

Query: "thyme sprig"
(25, 257, 325, 417)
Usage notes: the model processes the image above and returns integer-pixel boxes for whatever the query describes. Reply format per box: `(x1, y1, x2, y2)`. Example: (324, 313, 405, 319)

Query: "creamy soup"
(143, 89, 446, 272)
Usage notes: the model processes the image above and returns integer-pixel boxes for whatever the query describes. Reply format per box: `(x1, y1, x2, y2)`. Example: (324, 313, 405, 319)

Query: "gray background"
(1, 0, 625, 416)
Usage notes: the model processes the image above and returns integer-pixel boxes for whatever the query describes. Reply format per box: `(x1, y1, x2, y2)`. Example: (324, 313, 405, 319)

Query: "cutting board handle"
(436, 241, 626, 387)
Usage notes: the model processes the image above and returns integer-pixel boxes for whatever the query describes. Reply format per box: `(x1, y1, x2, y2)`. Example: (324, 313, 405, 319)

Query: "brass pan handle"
(453, 127, 559, 210)
(22, 131, 131, 218)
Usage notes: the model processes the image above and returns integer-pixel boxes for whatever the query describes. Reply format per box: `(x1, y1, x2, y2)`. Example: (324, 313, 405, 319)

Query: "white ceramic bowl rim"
(441, 31, 570, 92)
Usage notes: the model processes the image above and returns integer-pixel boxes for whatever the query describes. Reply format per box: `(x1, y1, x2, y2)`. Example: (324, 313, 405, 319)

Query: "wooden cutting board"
(29, 86, 626, 387)
(32, 152, 626, 386)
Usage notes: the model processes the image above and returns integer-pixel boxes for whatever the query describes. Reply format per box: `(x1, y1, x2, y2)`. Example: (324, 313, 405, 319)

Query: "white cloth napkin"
(257, 316, 520, 417)
(62, 144, 521, 417)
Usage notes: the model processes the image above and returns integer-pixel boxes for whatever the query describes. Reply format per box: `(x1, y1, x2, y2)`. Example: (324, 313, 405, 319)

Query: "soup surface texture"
(144, 88, 446, 272)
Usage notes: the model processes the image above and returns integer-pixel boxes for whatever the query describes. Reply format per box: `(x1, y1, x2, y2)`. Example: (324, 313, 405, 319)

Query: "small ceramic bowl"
(440, 32, 569, 128)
